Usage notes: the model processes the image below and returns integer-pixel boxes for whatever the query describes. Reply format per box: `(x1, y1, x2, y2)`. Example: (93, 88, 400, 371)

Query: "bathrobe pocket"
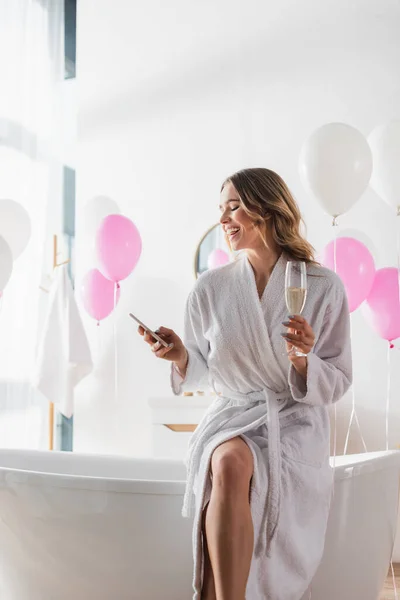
(280, 410, 329, 469)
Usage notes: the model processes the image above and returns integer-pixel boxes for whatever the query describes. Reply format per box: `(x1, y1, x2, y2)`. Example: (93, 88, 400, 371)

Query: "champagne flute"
(285, 261, 307, 357)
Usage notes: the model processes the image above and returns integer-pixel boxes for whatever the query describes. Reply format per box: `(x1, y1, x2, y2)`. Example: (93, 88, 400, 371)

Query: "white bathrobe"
(171, 252, 352, 600)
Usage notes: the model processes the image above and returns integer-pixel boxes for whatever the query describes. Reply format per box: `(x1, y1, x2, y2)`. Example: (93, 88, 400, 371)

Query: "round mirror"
(194, 223, 231, 279)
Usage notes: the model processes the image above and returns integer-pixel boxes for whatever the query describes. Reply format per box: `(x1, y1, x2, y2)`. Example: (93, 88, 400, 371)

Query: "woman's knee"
(211, 439, 253, 489)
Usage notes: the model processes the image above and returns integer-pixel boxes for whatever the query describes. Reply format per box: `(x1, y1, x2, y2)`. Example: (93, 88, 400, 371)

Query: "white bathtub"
(301, 450, 400, 600)
(0, 449, 399, 600)
(0, 450, 193, 600)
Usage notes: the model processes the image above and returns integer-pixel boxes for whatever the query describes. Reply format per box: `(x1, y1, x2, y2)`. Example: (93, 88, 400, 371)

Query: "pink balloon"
(96, 214, 142, 282)
(81, 268, 120, 322)
(320, 237, 375, 313)
(208, 249, 229, 270)
(362, 268, 400, 342)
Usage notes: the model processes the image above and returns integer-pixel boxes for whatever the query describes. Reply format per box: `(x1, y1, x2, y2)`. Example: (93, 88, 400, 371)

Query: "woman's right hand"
(138, 325, 188, 371)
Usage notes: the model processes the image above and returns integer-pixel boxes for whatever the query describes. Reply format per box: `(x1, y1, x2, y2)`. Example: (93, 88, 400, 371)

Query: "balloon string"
(343, 318, 368, 454)
(397, 212, 400, 320)
(390, 560, 399, 600)
(114, 283, 118, 403)
(332, 217, 338, 474)
(386, 342, 391, 452)
(343, 388, 368, 454)
(390, 211, 400, 589)
(97, 320, 102, 366)
(332, 215, 338, 273)
(390, 203, 399, 600)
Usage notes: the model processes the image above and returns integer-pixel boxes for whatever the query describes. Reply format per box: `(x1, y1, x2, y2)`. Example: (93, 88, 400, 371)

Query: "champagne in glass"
(285, 261, 307, 357)
(285, 287, 307, 316)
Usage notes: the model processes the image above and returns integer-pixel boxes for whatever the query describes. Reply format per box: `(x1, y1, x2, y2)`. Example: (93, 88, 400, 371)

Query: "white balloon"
(0, 199, 31, 259)
(299, 123, 373, 217)
(368, 120, 400, 212)
(83, 195, 120, 240)
(0, 235, 13, 291)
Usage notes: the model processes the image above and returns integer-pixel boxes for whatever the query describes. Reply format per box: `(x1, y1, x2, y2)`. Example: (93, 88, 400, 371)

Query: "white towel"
(33, 265, 93, 418)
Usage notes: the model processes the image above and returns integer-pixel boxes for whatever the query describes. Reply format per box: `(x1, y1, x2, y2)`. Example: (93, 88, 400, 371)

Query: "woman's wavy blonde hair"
(222, 168, 316, 264)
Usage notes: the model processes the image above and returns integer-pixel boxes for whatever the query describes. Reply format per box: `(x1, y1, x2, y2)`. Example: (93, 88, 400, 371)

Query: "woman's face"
(219, 182, 264, 252)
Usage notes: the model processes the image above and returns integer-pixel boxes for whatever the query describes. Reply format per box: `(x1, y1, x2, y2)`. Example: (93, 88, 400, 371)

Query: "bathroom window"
(0, 0, 67, 450)
(64, 0, 76, 79)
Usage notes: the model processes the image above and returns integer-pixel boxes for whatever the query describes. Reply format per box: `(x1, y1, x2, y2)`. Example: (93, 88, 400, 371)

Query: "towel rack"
(48, 234, 70, 451)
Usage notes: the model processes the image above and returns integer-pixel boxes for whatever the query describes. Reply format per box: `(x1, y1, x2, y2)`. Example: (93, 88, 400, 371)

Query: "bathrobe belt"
(182, 386, 291, 558)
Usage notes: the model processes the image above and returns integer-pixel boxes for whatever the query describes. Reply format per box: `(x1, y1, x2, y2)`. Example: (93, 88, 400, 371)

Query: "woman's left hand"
(281, 315, 315, 364)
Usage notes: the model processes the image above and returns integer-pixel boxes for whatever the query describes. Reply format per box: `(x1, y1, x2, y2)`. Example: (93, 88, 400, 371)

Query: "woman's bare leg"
(204, 437, 254, 600)
(201, 506, 217, 600)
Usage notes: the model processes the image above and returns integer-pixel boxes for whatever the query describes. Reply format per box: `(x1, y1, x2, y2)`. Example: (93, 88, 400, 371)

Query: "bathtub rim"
(0, 468, 187, 495)
(0, 449, 399, 494)
(0, 449, 187, 495)
(330, 449, 400, 480)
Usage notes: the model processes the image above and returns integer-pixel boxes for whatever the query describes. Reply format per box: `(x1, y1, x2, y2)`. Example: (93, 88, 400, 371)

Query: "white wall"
(75, 0, 400, 457)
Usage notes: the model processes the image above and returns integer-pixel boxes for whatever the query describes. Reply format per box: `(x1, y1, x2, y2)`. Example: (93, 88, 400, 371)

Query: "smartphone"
(129, 313, 171, 348)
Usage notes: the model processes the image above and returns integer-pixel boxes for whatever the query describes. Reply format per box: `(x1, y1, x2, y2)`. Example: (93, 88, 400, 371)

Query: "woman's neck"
(247, 246, 281, 280)
(246, 245, 282, 298)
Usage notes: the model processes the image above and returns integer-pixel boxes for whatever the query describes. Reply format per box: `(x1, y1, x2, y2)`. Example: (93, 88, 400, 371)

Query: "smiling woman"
(139, 166, 353, 600)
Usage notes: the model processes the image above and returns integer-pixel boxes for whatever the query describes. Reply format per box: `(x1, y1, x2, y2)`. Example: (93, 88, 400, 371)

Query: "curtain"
(0, 0, 65, 448)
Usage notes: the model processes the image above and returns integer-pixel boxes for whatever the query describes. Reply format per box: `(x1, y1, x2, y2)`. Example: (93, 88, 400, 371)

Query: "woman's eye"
(231, 206, 239, 211)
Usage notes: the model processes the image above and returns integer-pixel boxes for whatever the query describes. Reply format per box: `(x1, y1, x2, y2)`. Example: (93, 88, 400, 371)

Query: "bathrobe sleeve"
(171, 288, 210, 395)
(288, 277, 352, 406)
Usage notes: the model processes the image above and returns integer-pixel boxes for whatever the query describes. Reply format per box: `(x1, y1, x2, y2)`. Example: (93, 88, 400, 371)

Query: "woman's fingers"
(283, 317, 313, 336)
(282, 330, 312, 344)
(282, 316, 315, 349)
(138, 326, 164, 346)
(289, 341, 310, 355)
(287, 315, 304, 324)
(284, 334, 310, 356)
(151, 341, 174, 358)
(137, 326, 155, 343)
(145, 333, 157, 345)
(157, 326, 174, 335)
(282, 332, 314, 355)
(137, 322, 181, 361)
(155, 327, 176, 344)
(282, 331, 313, 348)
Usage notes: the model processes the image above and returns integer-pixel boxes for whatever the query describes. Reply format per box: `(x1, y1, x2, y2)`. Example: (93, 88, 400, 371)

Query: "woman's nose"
(220, 212, 229, 224)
